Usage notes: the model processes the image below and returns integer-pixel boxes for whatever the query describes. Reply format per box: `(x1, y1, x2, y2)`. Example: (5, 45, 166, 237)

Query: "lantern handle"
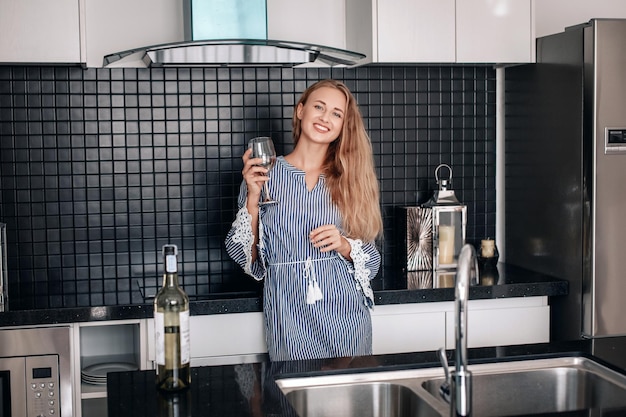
(435, 164, 453, 185)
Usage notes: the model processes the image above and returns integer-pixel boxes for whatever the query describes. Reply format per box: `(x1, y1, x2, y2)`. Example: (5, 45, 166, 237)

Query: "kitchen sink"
(421, 356, 626, 416)
(276, 366, 448, 417)
(276, 355, 626, 417)
(280, 381, 442, 417)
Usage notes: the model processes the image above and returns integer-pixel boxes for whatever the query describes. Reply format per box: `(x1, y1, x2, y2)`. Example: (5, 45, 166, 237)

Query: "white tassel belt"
(269, 256, 337, 305)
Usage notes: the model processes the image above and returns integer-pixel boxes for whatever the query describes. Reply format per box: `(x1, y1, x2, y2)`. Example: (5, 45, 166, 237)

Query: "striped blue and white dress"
(225, 156, 381, 361)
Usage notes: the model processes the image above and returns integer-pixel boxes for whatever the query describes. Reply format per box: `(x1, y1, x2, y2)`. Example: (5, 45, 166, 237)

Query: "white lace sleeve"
(230, 207, 254, 276)
(345, 237, 376, 309)
(225, 205, 266, 281)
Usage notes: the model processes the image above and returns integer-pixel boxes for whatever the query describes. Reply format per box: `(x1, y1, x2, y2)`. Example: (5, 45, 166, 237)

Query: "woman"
(225, 79, 383, 361)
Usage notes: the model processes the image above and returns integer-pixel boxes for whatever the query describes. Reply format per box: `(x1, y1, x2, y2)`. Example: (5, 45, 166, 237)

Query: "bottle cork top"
(162, 244, 178, 256)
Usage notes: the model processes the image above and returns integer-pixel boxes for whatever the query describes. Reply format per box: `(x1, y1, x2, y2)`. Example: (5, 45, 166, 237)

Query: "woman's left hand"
(310, 225, 351, 259)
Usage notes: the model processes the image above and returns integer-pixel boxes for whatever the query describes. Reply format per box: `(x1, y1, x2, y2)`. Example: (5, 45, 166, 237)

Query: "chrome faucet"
(440, 243, 478, 416)
(453, 244, 479, 416)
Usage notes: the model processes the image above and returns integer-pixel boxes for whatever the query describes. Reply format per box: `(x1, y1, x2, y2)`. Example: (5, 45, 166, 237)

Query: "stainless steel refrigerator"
(505, 19, 626, 342)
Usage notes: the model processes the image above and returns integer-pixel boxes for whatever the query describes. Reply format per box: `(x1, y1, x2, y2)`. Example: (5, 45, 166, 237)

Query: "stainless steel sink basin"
(422, 356, 626, 416)
(276, 355, 626, 417)
(280, 381, 442, 417)
(276, 366, 448, 417)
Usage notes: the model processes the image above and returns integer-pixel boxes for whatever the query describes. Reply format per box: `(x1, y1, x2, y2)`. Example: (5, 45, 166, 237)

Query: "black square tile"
(1, 63, 496, 309)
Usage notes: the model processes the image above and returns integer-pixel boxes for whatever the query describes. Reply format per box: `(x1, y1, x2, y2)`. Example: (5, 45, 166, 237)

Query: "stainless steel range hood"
(103, 38, 366, 68)
(104, 0, 365, 68)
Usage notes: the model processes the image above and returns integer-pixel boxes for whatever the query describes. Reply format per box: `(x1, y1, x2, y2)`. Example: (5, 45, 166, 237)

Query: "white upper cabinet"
(0, 0, 81, 63)
(347, 0, 534, 64)
(377, 0, 456, 63)
(82, 0, 183, 68)
(0, 0, 183, 67)
(267, 0, 346, 49)
(456, 0, 533, 63)
(535, 0, 626, 38)
(2, 0, 542, 66)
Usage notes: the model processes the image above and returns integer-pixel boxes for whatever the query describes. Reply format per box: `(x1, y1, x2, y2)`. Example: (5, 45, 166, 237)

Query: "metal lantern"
(423, 164, 467, 270)
(404, 164, 467, 275)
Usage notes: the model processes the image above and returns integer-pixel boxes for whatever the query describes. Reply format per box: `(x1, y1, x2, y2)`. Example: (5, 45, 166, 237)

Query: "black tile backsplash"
(0, 65, 496, 310)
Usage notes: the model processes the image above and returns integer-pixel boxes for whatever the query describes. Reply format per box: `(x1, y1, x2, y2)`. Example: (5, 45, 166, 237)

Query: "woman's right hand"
(242, 148, 268, 203)
(243, 148, 265, 263)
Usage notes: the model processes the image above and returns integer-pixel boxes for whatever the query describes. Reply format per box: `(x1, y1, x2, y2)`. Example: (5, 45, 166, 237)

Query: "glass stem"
(263, 182, 271, 202)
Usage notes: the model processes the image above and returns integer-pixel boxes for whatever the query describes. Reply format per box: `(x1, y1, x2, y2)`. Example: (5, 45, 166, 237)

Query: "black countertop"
(107, 338, 626, 417)
(0, 263, 568, 327)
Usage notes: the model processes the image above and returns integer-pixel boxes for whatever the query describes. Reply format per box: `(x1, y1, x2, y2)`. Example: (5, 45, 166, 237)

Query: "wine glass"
(248, 136, 278, 205)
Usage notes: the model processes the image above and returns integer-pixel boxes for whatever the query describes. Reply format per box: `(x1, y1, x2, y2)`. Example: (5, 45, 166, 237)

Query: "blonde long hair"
(292, 79, 383, 242)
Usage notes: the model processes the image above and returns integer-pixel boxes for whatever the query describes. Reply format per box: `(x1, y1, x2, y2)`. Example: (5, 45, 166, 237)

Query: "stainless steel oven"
(0, 326, 72, 417)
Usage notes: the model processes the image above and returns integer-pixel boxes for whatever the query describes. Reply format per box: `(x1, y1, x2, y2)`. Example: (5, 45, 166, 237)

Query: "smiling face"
(295, 86, 347, 146)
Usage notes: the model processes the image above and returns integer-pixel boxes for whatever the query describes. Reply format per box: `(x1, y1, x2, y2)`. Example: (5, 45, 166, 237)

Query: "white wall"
(535, 0, 626, 37)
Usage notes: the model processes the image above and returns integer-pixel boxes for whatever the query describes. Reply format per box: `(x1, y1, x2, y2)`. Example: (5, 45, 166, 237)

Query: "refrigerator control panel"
(605, 128, 626, 154)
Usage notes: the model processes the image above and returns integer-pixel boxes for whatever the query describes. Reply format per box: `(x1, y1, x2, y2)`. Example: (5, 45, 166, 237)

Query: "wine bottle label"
(155, 311, 165, 366)
(154, 310, 191, 366)
(180, 310, 190, 365)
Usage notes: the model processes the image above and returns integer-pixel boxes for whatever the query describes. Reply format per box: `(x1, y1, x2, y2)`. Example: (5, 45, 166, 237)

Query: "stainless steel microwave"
(0, 326, 72, 417)
(0, 355, 60, 416)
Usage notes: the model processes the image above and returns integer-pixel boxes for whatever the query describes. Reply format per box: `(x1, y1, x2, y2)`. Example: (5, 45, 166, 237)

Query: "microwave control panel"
(605, 128, 626, 154)
(26, 355, 59, 417)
